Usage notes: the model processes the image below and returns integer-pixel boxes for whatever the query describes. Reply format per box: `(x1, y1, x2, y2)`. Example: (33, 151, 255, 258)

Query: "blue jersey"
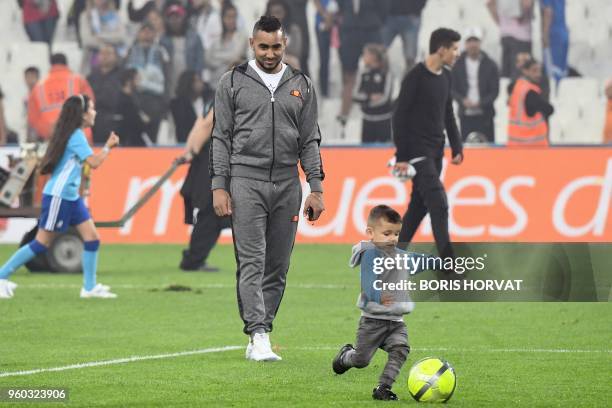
(43, 129, 93, 201)
(540, 0, 567, 34)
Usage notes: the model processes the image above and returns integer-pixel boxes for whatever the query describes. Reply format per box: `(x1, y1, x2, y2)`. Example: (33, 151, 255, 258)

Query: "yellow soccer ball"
(407, 357, 457, 403)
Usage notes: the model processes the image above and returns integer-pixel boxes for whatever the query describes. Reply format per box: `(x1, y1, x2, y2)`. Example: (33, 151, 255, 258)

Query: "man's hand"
(213, 189, 232, 216)
(451, 153, 464, 165)
(182, 150, 194, 163)
(303, 192, 325, 221)
(393, 161, 410, 177)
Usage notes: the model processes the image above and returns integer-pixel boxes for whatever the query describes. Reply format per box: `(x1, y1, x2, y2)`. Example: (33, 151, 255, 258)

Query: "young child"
(353, 44, 394, 143)
(332, 205, 433, 401)
(0, 94, 119, 299)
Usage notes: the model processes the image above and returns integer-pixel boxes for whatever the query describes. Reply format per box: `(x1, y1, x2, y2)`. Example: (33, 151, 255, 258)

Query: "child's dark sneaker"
(332, 344, 354, 374)
(372, 384, 398, 401)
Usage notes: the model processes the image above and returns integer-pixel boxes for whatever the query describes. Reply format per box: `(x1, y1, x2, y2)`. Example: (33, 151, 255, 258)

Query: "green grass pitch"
(0, 244, 610, 407)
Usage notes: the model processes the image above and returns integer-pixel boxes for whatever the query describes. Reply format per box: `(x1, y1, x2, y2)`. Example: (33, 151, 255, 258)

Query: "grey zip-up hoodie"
(350, 241, 434, 320)
(210, 61, 324, 192)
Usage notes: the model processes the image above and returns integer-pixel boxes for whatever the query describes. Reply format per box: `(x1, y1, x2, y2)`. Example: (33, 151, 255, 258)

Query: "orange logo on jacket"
(290, 90, 302, 99)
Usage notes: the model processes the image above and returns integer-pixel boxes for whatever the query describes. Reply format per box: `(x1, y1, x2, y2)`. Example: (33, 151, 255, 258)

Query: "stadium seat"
(8, 42, 50, 77)
(1, 68, 29, 141)
(557, 77, 600, 103)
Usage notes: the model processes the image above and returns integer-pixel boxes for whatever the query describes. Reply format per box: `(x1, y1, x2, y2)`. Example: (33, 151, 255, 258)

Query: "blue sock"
(82, 240, 100, 291)
(0, 241, 47, 279)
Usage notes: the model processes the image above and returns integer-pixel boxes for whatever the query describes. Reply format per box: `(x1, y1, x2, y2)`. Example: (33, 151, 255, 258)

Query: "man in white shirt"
(451, 28, 500, 143)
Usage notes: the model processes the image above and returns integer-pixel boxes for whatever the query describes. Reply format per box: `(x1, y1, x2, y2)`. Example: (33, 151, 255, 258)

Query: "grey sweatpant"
(343, 317, 410, 386)
(230, 176, 302, 335)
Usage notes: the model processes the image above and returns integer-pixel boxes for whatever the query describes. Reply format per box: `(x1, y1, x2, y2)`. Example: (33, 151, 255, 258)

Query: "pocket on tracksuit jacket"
(274, 126, 300, 166)
(236, 127, 273, 161)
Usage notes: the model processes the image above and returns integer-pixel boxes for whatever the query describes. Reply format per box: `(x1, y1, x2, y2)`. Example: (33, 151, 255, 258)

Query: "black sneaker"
(332, 344, 354, 374)
(372, 384, 398, 401)
(180, 263, 220, 272)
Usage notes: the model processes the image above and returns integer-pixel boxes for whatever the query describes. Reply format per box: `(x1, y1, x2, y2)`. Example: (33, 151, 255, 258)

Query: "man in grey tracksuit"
(210, 15, 325, 361)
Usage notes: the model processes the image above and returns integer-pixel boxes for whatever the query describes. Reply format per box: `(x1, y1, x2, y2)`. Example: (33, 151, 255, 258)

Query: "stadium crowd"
(0, 0, 610, 146)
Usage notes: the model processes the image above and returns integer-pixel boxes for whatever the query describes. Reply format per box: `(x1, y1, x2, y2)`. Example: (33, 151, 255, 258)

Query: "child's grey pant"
(230, 176, 302, 335)
(345, 317, 410, 386)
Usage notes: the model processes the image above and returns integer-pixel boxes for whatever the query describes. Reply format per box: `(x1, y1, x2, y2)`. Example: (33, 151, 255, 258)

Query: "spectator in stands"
(127, 0, 165, 22)
(353, 44, 394, 143)
(170, 70, 210, 143)
(23, 67, 41, 142)
(125, 22, 171, 143)
(88, 44, 123, 145)
(69, 0, 121, 46)
(604, 79, 612, 144)
(18, 0, 60, 46)
(487, 0, 534, 78)
(190, 0, 223, 53)
(145, 8, 166, 40)
(115, 68, 150, 146)
(451, 27, 500, 143)
(540, 0, 568, 84)
(160, 4, 205, 97)
(336, 0, 390, 129)
(266, 0, 303, 69)
(507, 58, 553, 146)
(28, 53, 95, 142)
(382, 0, 427, 72)
(285, 0, 310, 75)
(204, 3, 248, 88)
(508, 51, 549, 101)
(79, 0, 127, 75)
(313, 0, 338, 97)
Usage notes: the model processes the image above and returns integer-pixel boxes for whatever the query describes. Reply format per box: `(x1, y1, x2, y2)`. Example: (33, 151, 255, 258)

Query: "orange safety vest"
(28, 65, 95, 141)
(603, 99, 612, 144)
(507, 77, 549, 146)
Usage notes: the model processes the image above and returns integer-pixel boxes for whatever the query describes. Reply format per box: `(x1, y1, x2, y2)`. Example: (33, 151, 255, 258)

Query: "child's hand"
(381, 293, 394, 306)
(105, 132, 120, 149)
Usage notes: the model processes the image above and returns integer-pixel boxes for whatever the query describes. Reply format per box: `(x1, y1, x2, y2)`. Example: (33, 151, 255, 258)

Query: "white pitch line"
(1, 345, 610, 379)
(15, 283, 352, 290)
(0, 346, 242, 378)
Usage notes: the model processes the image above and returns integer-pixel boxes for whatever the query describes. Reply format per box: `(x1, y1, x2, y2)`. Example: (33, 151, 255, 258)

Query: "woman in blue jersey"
(0, 94, 119, 299)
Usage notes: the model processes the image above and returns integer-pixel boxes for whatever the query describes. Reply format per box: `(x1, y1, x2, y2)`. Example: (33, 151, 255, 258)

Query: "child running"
(0, 94, 119, 299)
(332, 205, 435, 400)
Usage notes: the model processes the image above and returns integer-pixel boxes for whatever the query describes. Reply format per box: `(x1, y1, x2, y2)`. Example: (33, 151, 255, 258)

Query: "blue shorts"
(39, 194, 91, 232)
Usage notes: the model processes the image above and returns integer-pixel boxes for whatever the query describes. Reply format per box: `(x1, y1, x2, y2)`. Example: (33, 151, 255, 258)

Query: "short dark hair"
(521, 57, 539, 71)
(120, 68, 139, 87)
(252, 15, 283, 36)
(368, 205, 402, 226)
(429, 28, 461, 54)
(50, 53, 68, 66)
(24, 66, 40, 76)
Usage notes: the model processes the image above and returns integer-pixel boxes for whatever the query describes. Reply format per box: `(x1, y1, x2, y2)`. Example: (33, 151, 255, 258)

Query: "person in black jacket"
(392, 28, 463, 262)
(451, 27, 500, 143)
(170, 70, 213, 143)
(179, 101, 227, 272)
(115, 68, 150, 146)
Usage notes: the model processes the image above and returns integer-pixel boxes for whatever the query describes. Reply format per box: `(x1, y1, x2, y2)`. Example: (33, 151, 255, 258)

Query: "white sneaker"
(80, 283, 117, 299)
(248, 333, 282, 361)
(0, 279, 14, 299)
(245, 339, 253, 359)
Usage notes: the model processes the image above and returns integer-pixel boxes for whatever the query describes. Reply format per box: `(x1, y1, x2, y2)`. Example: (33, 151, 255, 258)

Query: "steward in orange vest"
(28, 53, 95, 141)
(507, 59, 553, 146)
